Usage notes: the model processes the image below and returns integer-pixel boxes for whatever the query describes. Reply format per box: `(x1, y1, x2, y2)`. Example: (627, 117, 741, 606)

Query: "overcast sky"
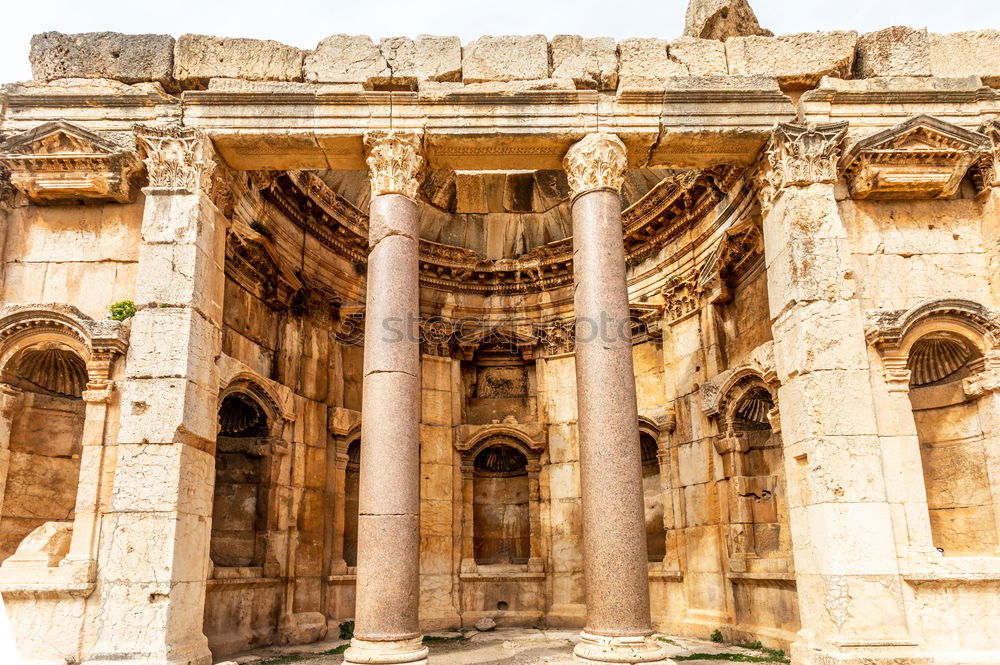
(2, 0, 999, 85)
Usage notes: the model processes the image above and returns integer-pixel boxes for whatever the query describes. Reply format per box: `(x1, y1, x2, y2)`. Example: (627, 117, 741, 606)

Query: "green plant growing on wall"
(339, 620, 355, 640)
(109, 300, 136, 321)
(711, 629, 724, 643)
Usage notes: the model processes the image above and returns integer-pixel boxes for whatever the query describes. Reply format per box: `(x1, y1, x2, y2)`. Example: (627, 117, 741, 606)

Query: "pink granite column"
(345, 132, 428, 665)
(564, 134, 670, 665)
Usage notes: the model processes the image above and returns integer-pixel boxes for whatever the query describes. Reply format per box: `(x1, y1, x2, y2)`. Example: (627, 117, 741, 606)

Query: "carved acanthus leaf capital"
(757, 121, 848, 210)
(134, 124, 216, 193)
(564, 132, 628, 198)
(0, 166, 14, 211)
(981, 119, 1000, 190)
(364, 131, 424, 199)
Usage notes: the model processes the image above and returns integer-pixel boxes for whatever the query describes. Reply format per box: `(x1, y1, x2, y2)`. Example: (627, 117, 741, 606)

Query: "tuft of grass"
(422, 634, 467, 644)
(109, 300, 136, 321)
(710, 629, 724, 643)
(674, 654, 784, 663)
(338, 620, 355, 640)
(250, 219, 273, 239)
(657, 637, 678, 645)
(257, 656, 305, 665)
(320, 644, 350, 655)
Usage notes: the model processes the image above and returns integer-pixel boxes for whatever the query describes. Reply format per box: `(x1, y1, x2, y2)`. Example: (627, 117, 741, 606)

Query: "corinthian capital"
(134, 124, 216, 192)
(0, 166, 14, 211)
(981, 119, 1000, 190)
(757, 121, 848, 210)
(564, 133, 628, 198)
(364, 131, 424, 199)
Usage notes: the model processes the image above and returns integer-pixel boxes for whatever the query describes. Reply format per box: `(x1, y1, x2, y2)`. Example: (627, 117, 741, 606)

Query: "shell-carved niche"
(15, 347, 88, 398)
(907, 335, 975, 387)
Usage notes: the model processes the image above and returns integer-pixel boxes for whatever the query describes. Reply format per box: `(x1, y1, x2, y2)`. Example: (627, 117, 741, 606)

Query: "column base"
(344, 637, 429, 665)
(574, 632, 673, 664)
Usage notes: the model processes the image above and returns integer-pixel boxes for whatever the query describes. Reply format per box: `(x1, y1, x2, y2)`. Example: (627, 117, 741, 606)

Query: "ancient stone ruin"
(1, 1, 1000, 664)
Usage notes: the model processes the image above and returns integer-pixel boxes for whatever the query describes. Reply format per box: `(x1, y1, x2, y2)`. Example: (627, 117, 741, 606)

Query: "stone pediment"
(0, 121, 141, 204)
(840, 115, 990, 200)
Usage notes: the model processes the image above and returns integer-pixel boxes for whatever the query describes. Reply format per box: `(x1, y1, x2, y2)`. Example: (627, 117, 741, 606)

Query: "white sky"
(1, 0, 999, 85)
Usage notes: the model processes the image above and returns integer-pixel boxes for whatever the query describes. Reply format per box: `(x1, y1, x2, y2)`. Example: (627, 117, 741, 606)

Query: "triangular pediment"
(1, 121, 124, 157)
(847, 115, 990, 157)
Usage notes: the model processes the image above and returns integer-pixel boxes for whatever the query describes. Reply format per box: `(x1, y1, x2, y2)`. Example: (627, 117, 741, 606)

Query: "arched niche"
(472, 443, 530, 565)
(210, 380, 288, 574)
(869, 299, 1000, 557)
(343, 439, 360, 567)
(638, 420, 666, 563)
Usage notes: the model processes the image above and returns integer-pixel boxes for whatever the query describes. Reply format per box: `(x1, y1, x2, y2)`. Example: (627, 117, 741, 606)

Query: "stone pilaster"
(85, 125, 229, 665)
(979, 120, 1000, 307)
(345, 131, 428, 665)
(0, 384, 23, 520)
(760, 122, 924, 665)
(564, 133, 670, 665)
(0, 166, 14, 295)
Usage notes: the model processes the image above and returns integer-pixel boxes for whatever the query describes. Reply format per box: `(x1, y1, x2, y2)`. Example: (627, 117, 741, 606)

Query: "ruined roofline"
(20, 27, 1000, 95)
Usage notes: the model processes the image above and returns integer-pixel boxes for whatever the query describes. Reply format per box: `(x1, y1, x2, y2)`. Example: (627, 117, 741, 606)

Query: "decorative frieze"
(134, 123, 215, 193)
(662, 274, 701, 323)
(840, 115, 989, 200)
(756, 121, 848, 210)
(535, 319, 576, 357)
(363, 131, 424, 199)
(0, 121, 141, 204)
(563, 132, 628, 198)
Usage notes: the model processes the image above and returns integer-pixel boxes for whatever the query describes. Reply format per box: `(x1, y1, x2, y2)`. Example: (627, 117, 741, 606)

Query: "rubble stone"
(462, 35, 549, 82)
(684, 0, 772, 40)
(550, 35, 619, 90)
(173, 34, 304, 89)
(855, 27, 931, 78)
(726, 31, 858, 88)
(29, 32, 174, 88)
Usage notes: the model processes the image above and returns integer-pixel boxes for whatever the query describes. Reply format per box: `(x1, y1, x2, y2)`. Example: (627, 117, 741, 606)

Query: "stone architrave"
(344, 131, 428, 665)
(84, 124, 228, 665)
(564, 133, 670, 665)
(760, 122, 925, 665)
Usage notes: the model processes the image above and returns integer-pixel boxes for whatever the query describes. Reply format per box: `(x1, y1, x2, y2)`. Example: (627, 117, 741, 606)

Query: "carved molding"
(840, 115, 989, 200)
(134, 124, 216, 193)
(964, 353, 1000, 397)
(0, 304, 129, 362)
(455, 421, 547, 458)
(757, 121, 848, 211)
(865, 298, 1000, 350)
(363, 131, 424, 199)
(0, 121, 141, 204)
(535, 319, 576, 357)
(563, 132, 628, 198)
(662, 273, 701, 323)
(225, 224, 303, 310)
(0, 165, 16, 210)
(700, 341, 778, 420)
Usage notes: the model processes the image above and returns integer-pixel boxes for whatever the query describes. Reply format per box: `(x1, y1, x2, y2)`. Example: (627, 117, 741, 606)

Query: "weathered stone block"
(726, 31, 858, 88)
(173, 34, 304, 89)
(684, 0, 772, 41)
(462, 35, 549, 82)
(304, 35, 389, 85)
(550, 35, 618, 90)
(618, 38, 686, 86)
(29, 32, 174, 88)
(668, 37, 728, 76)
(855, 26, 931, 77)
(380, 35, 462, 84)
(929, 30, 1000, 86)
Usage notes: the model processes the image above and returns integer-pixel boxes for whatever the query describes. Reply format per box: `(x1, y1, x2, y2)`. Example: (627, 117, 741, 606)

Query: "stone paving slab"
(216, 629, 789, 665)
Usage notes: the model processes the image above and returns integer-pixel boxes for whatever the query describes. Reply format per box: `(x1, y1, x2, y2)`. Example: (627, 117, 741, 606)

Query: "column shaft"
(565, 133, 669, 665)
(346, 133, 427, 665)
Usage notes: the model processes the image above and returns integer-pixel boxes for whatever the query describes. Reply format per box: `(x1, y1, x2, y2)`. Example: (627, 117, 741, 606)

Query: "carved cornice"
(700, 342, 778, 419)
(757, 121, 848, 211)
(363, 131, 424, 199)
(865, 299, 1000, 350)
(0, 304, 129, 361)
(134, 124, 216, 193)
(270, 167, 724, 296)
(840, 115, 989, 200)
(225, 224, 304, 310)
(0, 121, 141, 204)
(564, 132, 628, 198)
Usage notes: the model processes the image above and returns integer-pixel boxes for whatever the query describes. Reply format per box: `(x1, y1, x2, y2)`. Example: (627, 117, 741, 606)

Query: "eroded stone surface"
(174, 34, 304, 89)
(929, 29, 1000, 86)
(29, 31, 174, 88)
(855, 26, 931, 78)
(462, 35, 549, 82)
(550, 35, 618, 90)
(684, 0, 772, 40)
(726, 31, 858, 87)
